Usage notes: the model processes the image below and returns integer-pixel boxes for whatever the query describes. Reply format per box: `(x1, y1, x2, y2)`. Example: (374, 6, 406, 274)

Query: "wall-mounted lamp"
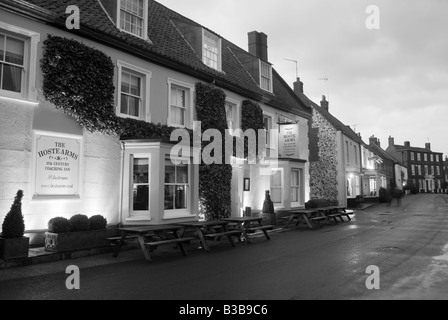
(244, 178, 251, 191)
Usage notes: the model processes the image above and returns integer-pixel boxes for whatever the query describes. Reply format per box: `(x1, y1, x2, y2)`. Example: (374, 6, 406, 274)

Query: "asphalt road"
(1, 193, 447, 301)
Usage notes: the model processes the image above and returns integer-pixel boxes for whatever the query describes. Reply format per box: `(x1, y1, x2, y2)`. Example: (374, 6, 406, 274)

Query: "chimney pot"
(404, 141, 411, 148)
(388, 136, 395, 147)
(293, 77, 304, 94)
(320, 95, 329, 112)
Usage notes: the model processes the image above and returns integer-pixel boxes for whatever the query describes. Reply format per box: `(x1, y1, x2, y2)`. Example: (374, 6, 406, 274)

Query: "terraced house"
(292, 86, 363, 207)
(386, 137, 445, 193)
(0, 0, 312, 245)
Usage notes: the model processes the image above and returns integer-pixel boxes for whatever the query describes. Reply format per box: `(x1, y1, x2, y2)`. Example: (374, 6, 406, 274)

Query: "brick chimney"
(248, 31, 268, 62)
(388, 136, 395, 147)
(370, 135, 380, 147)
(293, 77, 304, 95)
(320, 95, 329, 112)
(404, 141, 411, 148)
(425, 143, 431, 151)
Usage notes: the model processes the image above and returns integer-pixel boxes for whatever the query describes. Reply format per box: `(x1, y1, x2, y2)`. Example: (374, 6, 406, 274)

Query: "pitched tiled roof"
(2, 0, 310, 118)
(393, 145, 436, 153)
(365, 143, 400, 163)
(310, 101, 364, 144)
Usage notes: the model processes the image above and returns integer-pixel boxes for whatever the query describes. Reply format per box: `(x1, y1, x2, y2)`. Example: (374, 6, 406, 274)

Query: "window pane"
(121, 72, 130, 93)
(291, 170, 299, 186)
(271, 170, 281, 186)
(133, 185, 148, 210)
(128, 96, 140, 117)
(2, 64, 22, 92)
(133, 158, 148, 183)
(165, 165, 175, 183)
(129, 74, 140, 96)
(0, 34, 4, 60)
(271, 188, 281, 203)
(176, 165, 188, 183)
(170, 106, 185, 125)
(120, 94, 128, 114)
(5, 37, 24, 65)
(164, 185, 174, 210)
(291, 187, 299, 202)
(175, 185, 187, 209)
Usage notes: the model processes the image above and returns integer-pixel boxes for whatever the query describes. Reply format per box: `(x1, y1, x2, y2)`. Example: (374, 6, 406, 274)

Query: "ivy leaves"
(41, 35, 116, 134)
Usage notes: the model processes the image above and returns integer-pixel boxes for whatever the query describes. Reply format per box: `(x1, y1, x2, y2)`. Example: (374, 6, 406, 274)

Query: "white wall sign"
(279, 124, 299, 159)
(34, 133, 81, 197)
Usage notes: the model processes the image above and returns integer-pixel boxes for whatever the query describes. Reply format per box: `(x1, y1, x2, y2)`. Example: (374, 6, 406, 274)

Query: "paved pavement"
(0, 193, 447, 301)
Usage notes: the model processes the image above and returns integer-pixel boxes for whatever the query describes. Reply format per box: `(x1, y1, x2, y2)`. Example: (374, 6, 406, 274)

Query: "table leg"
(284, 215, 294, 228)
(137, 234, 152, 262)
(196, 228, 210, 252)
(222, 225, 236, 247)
(240, 222, 251, 243)
(113, 232, 127, 258)
(258, 220, 270, 240)
(302, 214, 314, 229)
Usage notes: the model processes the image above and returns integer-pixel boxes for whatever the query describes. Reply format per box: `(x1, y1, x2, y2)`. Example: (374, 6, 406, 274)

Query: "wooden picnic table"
(223, 217, 274, 243)
(112, 225, 194, 262)
(176, 220, 241, 251)
(284, 209, 321, 229)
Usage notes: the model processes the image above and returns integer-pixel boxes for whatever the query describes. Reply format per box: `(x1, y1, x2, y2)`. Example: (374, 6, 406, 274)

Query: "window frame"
(270, 168, 284, 206)
(259, 60, 273, 93)
(167, 78, 194, 128)
(225, 98, 240, 136)
(0, 22, 39, 103)
(117, 0, 148, 39)
(262, 111, 276, 149)
(163, 158, 192, 218)
(116, 60, 151, 121)
(202, 29, 222, 72)
(130, 154, 151, 214)
(290, 168, 301, 207)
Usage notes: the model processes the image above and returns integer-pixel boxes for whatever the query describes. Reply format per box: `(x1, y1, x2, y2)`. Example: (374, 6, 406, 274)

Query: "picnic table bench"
(112, 225, 193, 262)
(177, 220, 241, 251)
(223, 217, 274, 242)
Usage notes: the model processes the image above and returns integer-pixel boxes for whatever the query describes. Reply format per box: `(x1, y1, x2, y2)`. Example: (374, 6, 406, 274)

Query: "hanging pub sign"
(279, 123, 299, 159)
(34, 132, 81, 197)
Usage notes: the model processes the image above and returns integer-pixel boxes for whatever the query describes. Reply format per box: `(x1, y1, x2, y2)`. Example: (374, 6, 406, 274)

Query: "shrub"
(88, 215, 107, 230)
(69, 214, 90, 232)
(48, 217, 71, 233)
(305, 199, 318, 209)
(1, 190, 25, 238)
(379, 187, 388, 203)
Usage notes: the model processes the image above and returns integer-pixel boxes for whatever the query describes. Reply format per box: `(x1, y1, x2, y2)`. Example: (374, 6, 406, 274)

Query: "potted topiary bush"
(262, 190, 276, 226)
(0, 190, 29, 259)
(44, 214, 117, 252)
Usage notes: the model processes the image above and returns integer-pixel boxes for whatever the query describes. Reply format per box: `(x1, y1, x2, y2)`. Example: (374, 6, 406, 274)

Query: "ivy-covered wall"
(309, 108, 339, 202)
(195, 82, 232, 220)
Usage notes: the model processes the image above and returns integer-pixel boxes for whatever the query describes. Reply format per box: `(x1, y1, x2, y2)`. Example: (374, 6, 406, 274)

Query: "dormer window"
(202, 29, 221, 71)
(260, 60, 272, 92)
(118, 0, 148, 39)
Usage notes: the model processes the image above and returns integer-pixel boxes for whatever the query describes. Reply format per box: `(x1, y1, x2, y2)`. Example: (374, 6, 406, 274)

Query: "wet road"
(0, 193, 447, 300)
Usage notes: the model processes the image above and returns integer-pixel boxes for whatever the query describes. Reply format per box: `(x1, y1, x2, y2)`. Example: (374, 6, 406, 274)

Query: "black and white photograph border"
(0, 0, 448, 305)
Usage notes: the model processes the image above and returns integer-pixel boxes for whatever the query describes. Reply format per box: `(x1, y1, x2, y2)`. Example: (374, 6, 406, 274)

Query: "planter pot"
(0, 236, 29, 259)
(45, 229, 118, 252)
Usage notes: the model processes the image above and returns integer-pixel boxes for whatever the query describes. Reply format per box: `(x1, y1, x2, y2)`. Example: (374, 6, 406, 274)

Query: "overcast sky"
(157, 0, 448, 157)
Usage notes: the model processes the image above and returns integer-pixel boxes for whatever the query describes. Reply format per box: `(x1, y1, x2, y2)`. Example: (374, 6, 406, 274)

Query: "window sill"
(0, 94, 39, 106)
(31, 195, 81, 202)
(163, 212, 196, 220)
